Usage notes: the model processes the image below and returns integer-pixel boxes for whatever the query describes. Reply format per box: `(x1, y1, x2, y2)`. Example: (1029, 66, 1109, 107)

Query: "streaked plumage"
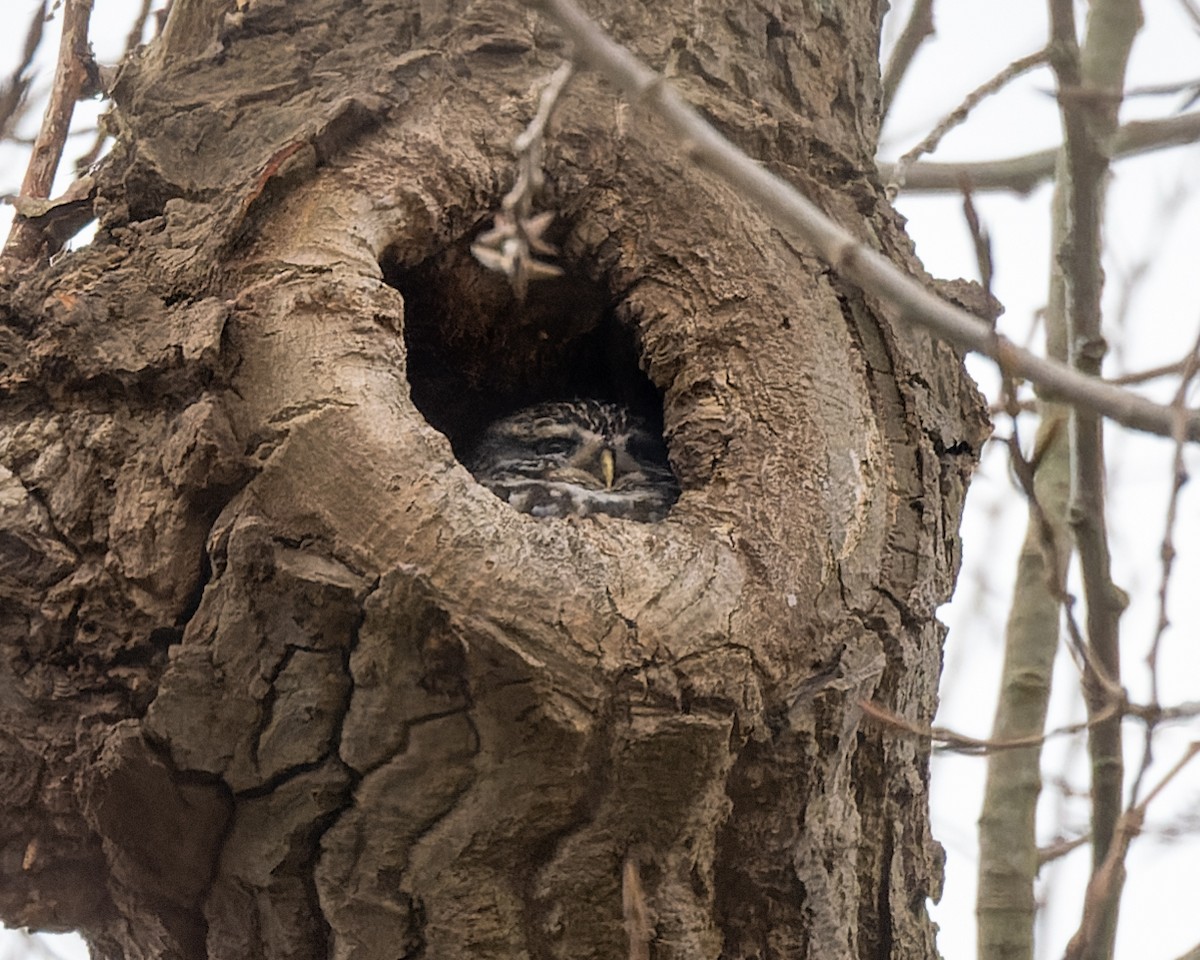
(467, 400, 678, 521)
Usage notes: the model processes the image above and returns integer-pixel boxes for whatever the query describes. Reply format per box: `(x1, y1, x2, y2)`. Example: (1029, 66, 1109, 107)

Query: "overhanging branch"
(879, 110, 1200, 194)
(526, 0, 1200, 442)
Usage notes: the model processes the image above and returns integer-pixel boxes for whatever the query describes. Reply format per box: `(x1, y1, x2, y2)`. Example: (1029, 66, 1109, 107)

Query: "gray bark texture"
(0, 0, 991, 958)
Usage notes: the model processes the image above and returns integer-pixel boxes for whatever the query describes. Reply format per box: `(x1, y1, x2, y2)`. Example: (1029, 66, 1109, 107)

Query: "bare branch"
(960, 186, 993, 296)
(1049, 4, 1143, 956)
(1050, 4, 1141, 922)
(1123, 76, 1200, 100)
(1129, 330, 1200, 805)
(880, 0, 935, 120)
(995, 401, 1121, 703)
(0, 0, 48, 142)
(2, 0, 96, 266)
(859, 696, 1122, 755)
(866, 691, 1200, 753)
(1038, 833, 1090, 867)
(471, 61, 574, 299)
(888, 46, 1050, 198)
(979, 394, 1070, 960)
(1107, 356, 1196, 386)
(74, 0, 156, 176)
(879, 110, 1200, 194)
(1063, 743, 1200, 960)
(526, 0, 1200, 442)
(121, 0, 156, 56)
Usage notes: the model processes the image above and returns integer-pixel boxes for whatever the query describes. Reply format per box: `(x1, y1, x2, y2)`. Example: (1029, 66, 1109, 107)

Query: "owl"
(466, 399, 679, 521)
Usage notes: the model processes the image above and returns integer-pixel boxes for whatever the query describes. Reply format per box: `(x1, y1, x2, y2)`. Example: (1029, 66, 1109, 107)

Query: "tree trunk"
(0, 1, 990, 958)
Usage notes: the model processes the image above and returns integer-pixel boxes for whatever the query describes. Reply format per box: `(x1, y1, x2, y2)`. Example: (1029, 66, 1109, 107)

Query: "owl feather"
(466, 400, 678, 522)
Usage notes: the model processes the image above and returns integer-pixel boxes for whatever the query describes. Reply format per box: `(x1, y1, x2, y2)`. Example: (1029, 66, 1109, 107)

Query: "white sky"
(3, 2, 1199, 959)
(881, 2, 1200, 958)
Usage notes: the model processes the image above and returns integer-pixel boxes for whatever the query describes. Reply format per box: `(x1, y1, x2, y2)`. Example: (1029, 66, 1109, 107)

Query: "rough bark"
(0, 1, 990, 958)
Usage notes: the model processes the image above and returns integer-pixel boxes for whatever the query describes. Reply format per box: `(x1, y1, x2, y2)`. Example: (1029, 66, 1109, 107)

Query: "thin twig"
(998, 409, 1122, 704)
(859, 697, 1123, 755)
(880, 0, 935, 120)
(74, 0, 155, 176)
(1123, 699, 1200, 725)
(1003, 419, 1124, 706)
(1038, 833, 1090, 867)
(1106, 358, 1190, 386)
(1123, 76, 1200, 99)
(888, 46, 1050, 198)
(472, 61, 574, 299)
(2, 0, 96, 266)
(988, 396, 1037, 416)
(863, 691, 1200, 752)
(121, 0, 156, 57)
(0, 0, 48, 142)
(960, 185, 993, 297)
(878, 110, 1200, 194)
(1064, 743, 1200, 960)
(526, 0, 1200, 442)
(1129, 329, 1200, 805)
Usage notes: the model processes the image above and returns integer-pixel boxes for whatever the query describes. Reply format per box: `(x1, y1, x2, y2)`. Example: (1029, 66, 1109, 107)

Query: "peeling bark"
(0, 1, 990, 958)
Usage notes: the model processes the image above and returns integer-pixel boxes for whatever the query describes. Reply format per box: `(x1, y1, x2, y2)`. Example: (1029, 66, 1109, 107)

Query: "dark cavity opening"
(380, 236, 669, 465)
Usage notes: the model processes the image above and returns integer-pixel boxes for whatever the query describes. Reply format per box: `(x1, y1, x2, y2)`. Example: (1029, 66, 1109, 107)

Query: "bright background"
(3, 1, 1199, 958)
(880, 2, 1200, 958)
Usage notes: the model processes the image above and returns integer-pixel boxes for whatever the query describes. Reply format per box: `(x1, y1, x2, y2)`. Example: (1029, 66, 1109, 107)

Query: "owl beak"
(600, 447, 616, 489)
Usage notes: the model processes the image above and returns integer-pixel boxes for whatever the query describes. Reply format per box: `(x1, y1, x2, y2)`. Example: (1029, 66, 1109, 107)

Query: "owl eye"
(532, 437, 576, 456)
(466, 400, 678, 521)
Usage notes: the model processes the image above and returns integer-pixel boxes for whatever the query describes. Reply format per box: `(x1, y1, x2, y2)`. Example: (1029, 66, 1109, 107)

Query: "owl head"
(466, 399, 678, 521)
